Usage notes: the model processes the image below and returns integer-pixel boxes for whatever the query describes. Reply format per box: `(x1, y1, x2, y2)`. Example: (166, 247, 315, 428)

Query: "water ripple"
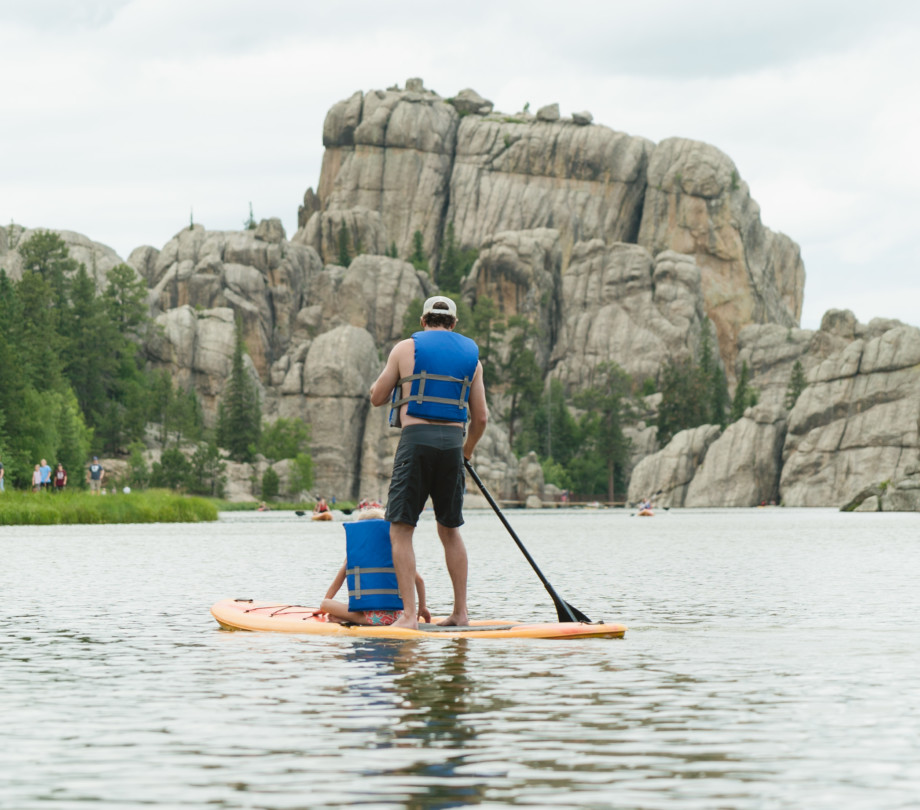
(3, 509, 920, 808)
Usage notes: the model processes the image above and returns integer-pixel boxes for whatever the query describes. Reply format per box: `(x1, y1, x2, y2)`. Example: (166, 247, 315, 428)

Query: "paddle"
(464, 459, 593, 624)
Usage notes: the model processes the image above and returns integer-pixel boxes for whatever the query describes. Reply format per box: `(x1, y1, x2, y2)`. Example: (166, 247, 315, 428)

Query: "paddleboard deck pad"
(211, 598, 626, 639)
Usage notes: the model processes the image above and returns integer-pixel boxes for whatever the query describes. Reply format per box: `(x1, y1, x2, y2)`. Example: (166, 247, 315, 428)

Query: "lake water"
(3, 507, 919, 809)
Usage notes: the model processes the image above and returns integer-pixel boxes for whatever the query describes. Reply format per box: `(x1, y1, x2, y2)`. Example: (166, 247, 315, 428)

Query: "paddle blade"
(557, 599, 593, 624)
(465, 459, 593, 624)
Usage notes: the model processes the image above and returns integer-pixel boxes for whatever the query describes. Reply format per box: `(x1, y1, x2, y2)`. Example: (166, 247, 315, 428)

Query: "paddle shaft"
(464, 459, 592, 623)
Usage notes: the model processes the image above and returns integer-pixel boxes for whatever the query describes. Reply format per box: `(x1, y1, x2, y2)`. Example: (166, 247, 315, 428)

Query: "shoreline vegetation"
(0, 490, 218, 525)
(0, 491, 359, 525)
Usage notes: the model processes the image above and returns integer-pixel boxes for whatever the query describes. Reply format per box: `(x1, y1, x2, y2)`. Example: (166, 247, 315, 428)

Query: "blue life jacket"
(389, 330, 479, 426)
(344, 519, 402, 611)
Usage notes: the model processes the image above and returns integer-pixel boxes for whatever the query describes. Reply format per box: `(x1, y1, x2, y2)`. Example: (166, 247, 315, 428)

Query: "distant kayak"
(638, 508, 654, 517)
(211, 599, 627, 640)
(311, 511, 333, 521)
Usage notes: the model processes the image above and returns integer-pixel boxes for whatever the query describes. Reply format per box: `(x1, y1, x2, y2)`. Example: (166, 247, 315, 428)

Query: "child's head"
(357, 507, 385, 520)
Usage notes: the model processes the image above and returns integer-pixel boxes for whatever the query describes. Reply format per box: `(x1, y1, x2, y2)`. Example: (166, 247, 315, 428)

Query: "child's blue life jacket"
(344, 519, 402, 611)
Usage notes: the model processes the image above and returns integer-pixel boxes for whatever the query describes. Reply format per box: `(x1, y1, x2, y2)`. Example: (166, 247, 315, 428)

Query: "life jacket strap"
(391, 371, 472, 410)
(346, 565, 400, 601)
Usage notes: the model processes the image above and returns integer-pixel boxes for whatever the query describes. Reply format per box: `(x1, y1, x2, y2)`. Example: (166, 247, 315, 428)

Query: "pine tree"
(501, 323, 543, 448)
(656, 357, 706, 445)
(190, 440, 226, 497)
(438, 221, 462, 291)
(785, 360, 808, 410)
(104, 263, 149, 336)
(336, 222, 351, 267)
(408, 230, 428, 273)
(260, 417, 311, 461)
(217, 317, 261, 461)
(515, 378, 579, 467)
(573, 362, 633, 501)
(469, 296, 504, 387)
(697, 321, 729, 427)
(61, 264, 112, 423)
(730, 361, 758, 422)
(17, 230, 77, 310)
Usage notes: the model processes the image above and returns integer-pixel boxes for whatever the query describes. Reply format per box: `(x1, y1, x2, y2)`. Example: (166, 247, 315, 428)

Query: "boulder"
(288, 253, 433, 348)
(317, 86, 460, 263)
(637, 138, 805, 375)
(449, 88, 494, 115)
(294, 325, 381, 499)
(254, 217, 285, 243)
(684, 403, 787, 506)
(145, 225, 322, 378)
(294, 206, 388, 264)
(0, 224, 129, 292)
(297, 187, 321, 230)
(627, 424, 722, 507)
(780, 319, 920, 506)
(146, 305, 264, 423)
(536, 103, 560, 122)
(516, 452, 545, 502)
(841, 465, 920, 512)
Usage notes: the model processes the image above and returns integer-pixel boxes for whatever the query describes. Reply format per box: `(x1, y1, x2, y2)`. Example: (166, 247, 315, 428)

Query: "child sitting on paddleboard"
(320, 507, 431, 626)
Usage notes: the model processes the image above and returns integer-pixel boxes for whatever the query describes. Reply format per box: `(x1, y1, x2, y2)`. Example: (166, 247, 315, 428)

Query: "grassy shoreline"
(0, 489, 218, 525)
(213, 499, 357, 513)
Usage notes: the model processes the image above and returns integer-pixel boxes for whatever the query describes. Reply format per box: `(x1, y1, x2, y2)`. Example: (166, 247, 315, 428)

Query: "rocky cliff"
(6, 78, 915, 508)
(628, 311, 920, 508)
(299, 79, 804, 382)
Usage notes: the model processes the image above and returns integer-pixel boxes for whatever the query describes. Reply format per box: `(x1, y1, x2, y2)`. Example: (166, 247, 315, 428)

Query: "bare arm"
(462, 361, 488, 460)
(324, 560, 347, 600)
(369, 339, 412, 407)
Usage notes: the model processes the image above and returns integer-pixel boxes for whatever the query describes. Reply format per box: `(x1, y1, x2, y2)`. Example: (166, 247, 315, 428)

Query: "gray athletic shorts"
(385, 424, 465, 528)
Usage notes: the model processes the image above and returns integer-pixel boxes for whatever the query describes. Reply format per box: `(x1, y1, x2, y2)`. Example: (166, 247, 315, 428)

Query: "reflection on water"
(2, 509, 920, 808)
(340, 640, 488, 807)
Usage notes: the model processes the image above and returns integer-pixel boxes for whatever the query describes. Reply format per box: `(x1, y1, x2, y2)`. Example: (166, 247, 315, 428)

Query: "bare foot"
(391, 614, 418, 630)
(436, 614, 469, 627)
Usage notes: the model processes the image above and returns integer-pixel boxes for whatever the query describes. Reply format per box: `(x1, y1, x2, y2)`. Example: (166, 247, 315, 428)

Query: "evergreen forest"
(1, 227, 773, 501)
(0, 231, 307, 497)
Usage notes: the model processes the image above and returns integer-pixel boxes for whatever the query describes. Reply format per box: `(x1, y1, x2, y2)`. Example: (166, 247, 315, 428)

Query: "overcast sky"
(2, 0, 918, 329)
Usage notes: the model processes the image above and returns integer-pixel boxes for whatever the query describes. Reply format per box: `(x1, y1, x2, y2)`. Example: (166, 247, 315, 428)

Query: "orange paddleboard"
(211, 599, 626, 640)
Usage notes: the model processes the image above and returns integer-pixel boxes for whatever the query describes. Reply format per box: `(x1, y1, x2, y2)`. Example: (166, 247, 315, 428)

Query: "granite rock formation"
(1, 224, 130, 291)
(11, 78, 918, 510)
(624, 311, 920, 509)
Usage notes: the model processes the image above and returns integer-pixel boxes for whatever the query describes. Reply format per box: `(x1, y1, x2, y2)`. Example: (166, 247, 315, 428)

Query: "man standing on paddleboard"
(370, 295, 488, 629)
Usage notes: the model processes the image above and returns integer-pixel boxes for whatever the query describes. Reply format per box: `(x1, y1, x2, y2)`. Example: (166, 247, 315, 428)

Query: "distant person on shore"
(53, 463, 67, 493)
(320, 508, 430, 626)
(87, 456, 105, 494)
(0, 456, 4, 492)
(39, 458, 51, 491)
(32, 464, 41, 493)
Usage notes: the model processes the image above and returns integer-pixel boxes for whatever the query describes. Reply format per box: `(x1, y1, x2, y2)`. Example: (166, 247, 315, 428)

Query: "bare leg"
(436, 523, 468, 626)
(320, 598, 369, 625)
(390, 521, 418, 628)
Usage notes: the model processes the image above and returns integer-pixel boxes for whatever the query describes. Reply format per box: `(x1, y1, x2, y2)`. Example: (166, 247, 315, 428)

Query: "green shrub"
(261, 467, 279, 499)
(0, 489, 216, 525)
